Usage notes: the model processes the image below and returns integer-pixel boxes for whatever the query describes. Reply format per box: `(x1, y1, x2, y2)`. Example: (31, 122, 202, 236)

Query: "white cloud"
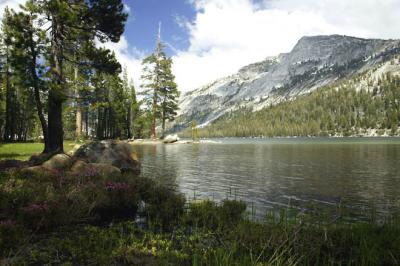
(172, 0, 400, 92)
(123, 3, 131, 14)
(0, 0, 25, 19)
(101, 36, 144, 88)
(3, 0, 400, 93)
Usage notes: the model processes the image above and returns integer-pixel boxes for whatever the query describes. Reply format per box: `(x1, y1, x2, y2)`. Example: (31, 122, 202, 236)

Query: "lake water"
(134, 138, 400, 220)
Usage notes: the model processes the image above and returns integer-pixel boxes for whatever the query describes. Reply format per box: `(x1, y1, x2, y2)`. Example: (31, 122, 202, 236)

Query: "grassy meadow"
(0, 141, 77, 161)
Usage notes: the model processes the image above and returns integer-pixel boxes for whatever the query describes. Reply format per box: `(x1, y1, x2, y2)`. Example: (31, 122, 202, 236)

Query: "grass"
(1, 165, 400, 265)
(0, 141, 77, 160)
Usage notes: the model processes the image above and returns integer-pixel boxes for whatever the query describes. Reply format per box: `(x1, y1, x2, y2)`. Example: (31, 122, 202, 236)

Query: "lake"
(134, 138, 400, 220)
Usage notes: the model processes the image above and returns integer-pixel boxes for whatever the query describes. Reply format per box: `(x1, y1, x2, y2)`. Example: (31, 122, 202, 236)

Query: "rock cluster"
(74, 141, 140, 173)
(22, 141, 140, 176)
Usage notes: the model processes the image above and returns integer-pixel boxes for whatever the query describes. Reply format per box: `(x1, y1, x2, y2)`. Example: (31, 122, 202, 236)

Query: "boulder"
(163, 134, 179, 144)
(42, 154, 72, 170)
(29, 153, 53, 166)
(67, 144, 83, 156)
(20, 166, 47, 175)
(89, 163, 121, 176)
(70, 160, 91, 174)
(73, 141, 141, 174)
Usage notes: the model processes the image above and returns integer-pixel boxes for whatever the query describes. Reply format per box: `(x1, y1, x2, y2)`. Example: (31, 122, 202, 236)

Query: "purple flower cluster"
(21, 203, 49, 215)
(83, 167, 99, 178)
(49, 169, 64, 179)
(75, 166, 99, 178)
(106, 182, 130, 191)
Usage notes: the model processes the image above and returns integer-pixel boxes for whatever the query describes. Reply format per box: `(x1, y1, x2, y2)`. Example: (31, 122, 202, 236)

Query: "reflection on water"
(135, 138, 400, 219)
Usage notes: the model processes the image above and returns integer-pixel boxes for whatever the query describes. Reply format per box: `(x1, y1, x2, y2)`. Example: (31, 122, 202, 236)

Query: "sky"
(1, 0, 400, 92)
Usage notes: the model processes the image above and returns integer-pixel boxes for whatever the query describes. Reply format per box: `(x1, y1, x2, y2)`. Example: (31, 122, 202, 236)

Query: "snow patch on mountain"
(172, 35, 400, 132)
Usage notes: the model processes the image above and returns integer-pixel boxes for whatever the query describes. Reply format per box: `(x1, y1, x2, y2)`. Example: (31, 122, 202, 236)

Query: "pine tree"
(1, 3, 49, 147)
(130, 80, 140, 138)
(141, 47, 162, 139)
(1, 8, 14, 141)
(141, 24, 179, 139)
(159, 56, 179, 139)
(122, 67, 139, 139)
(35, 0, 128, 153)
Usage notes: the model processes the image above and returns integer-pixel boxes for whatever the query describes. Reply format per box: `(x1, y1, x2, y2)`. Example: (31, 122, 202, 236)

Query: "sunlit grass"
(0, 141, 77, 160)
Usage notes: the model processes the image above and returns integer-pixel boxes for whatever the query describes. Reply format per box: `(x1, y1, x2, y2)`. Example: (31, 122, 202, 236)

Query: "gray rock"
(70, 160, 91, 174)
(163, 134, 179, 143)
(89, 163, 121, 176)
(73, 141, 141, 174)
(42, 154, 72, 170)
(20, 166, 47, 175)
(67, 144, 82, 156)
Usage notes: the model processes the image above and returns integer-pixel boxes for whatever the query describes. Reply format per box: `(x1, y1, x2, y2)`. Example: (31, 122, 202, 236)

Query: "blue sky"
(113, 0, 400, 92)
(123, 0, 196, 55)
(1, 0, 400, 92)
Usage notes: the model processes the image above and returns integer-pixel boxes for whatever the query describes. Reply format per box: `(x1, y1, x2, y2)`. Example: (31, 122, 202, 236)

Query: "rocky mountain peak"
(172, 35, 400, 131)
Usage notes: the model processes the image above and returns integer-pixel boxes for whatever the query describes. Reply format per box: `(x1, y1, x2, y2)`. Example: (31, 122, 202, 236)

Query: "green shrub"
(0, 220, 24, 253)
(0, 169, 142, 229)
(142, 184, 186, 230)
(184, 200, 247, 230)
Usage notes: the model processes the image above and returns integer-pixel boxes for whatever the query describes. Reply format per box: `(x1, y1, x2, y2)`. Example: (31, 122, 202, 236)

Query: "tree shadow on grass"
(0, 153, 25, 160)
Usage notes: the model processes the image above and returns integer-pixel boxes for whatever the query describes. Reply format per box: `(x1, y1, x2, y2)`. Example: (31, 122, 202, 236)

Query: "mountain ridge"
(173, 35, 400, 132)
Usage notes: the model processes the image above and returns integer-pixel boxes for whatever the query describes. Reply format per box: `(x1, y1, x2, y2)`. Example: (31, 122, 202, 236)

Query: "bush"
(2, 169, 400, 265)
(0, 219, 24, 253)
(0, 169, 142, 229)
(142, 184, 186, 230)
(184, 200, 247, 230)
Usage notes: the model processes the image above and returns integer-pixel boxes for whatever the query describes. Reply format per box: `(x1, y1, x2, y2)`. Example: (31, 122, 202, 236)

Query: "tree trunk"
(74, 63, 82, 140)
(76, 103, 82, 138)
(161, 109, 166, 139)
(48, 13, 64, 153)
(28, 16, 49, 152)
(151, 88, 157, 139)
(3, 62, 12, 141)
(48, 90, 64, 153)
(33, 84, 49, 152)
(85, 108, 89, 137)
(127, 101, 132, 139)
(97, 108, 104, 140)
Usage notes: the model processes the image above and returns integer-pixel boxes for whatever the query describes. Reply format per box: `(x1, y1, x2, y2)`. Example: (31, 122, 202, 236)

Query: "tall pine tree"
(141, 24, 179, 139)
(35, 0, 127, 153)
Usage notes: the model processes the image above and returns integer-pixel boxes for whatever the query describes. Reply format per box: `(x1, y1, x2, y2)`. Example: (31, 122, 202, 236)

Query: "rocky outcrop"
(42, 154, 72, 170)
(90, 163, 121, 176)
(5, 141, 141, 177)
(73, 141, 141, 174)
(20, 166, 46, 175)
(67, 144, 83, 156)
(70, 160, 91, 174)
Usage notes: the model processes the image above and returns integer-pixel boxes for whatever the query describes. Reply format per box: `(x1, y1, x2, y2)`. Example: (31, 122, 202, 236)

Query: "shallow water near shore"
(134, 137, 400, 219)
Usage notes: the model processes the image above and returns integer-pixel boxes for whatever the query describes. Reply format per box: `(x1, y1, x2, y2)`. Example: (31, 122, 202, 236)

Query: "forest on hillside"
(192, 73, 400, 138)
(0, 0, 179, 152)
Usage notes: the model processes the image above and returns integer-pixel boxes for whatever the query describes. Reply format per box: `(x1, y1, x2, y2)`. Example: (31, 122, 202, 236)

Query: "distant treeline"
(188, 73, 400, 138)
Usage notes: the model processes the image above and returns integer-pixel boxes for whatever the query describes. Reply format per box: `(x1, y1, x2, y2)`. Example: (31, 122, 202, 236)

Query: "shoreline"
(128, 135, 400, 145)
